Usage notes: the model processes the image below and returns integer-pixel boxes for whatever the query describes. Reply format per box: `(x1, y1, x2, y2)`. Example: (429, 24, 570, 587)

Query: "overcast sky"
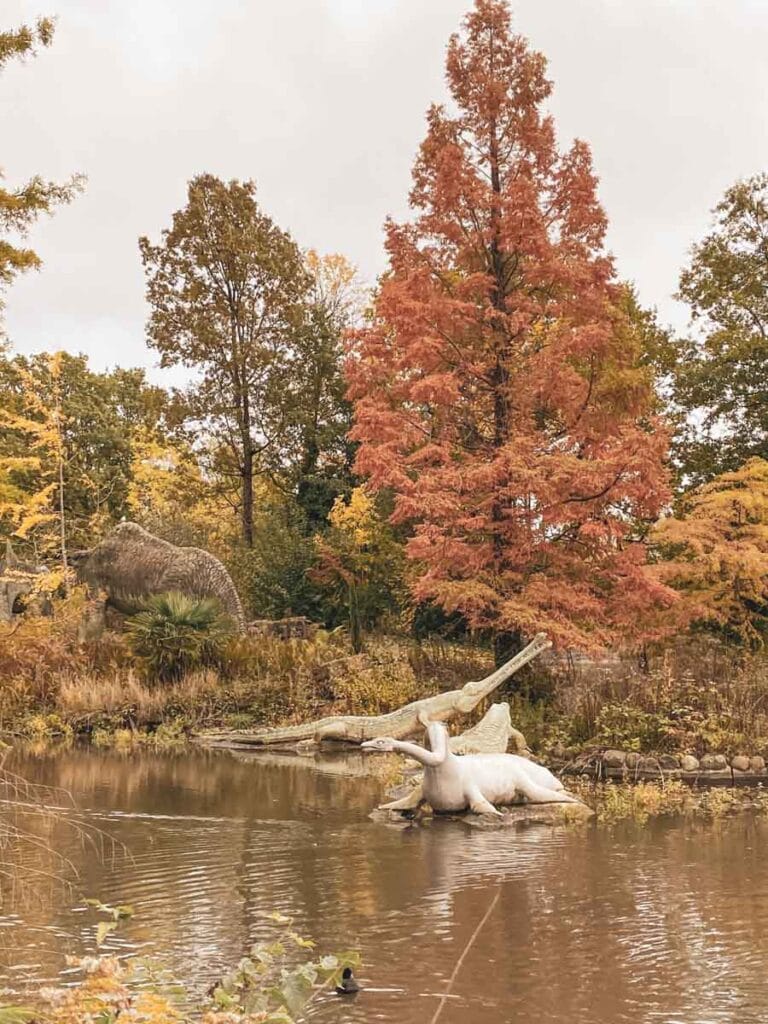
(3, 0, 767, 382)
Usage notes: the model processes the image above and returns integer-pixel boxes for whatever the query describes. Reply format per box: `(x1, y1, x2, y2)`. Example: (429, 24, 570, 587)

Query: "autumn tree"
(313, 486, 405, 651)
(672, 174, 768, 485)
(140, 175, 311, 547)
(652, 459, 768, 647)
(0, 349, 170, 549)
(127, 426, 239, 553)
(1, 17, 84, 329)
(347, 0, 672, 660)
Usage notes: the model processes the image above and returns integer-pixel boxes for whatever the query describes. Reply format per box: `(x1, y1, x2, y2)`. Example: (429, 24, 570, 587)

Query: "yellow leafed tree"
(1, 17, 84, 330)
(652, 458, 768, 646)
(0, 351, 68, 572)
(127, 428, 239, 553)
(313, 486, 405, 651)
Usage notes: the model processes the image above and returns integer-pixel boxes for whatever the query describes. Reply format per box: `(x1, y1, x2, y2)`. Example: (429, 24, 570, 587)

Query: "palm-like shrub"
(125, 592, 233, 683)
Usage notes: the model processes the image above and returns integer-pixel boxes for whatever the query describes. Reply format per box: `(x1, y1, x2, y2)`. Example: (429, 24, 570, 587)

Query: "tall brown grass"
(0, 593, 494, 737)
(534, 638, 768, 756)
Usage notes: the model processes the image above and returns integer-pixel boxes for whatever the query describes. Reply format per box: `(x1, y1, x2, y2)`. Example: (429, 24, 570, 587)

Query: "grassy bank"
(512, 639, 768, 761)
(569, 778, 768, 824)
(5, 594, 768, 762)
(0, 595, 493, 743)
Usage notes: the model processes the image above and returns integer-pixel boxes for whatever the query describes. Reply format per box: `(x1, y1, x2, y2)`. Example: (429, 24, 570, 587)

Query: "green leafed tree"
(674, 174, 768, 485)
(289, 251, 361, 530)
(140, 175, 312, 547)
(1, 17, 84, 330)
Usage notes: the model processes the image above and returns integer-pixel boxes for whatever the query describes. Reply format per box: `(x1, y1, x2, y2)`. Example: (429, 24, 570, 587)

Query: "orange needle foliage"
(653, 458, 768, 647)
(347, 0, 672, 651)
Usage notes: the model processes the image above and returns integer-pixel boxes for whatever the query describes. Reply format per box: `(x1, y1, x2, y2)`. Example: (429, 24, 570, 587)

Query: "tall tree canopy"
(0, 17, 83, 329)
(673, 174, 768, 486)
(348, 0, 671, 655)
(289, 251, 361, 530)
(140, 175, 311, 547)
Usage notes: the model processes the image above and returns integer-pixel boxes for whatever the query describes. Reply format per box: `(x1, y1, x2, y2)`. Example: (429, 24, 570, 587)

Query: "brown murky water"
(3, 745, 768, 1023)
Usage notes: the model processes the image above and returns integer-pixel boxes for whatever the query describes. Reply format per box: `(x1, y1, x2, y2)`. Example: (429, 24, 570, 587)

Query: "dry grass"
(0, 753, 121, 909)
(0, 603, 494, 740)
(568, 777, 768, 824)
(530, 638, 768, 757)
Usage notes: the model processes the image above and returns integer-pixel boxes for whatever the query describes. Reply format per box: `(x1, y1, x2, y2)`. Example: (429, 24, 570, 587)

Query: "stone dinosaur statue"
(198, 632, 551, 747)
(448, 702, 529, 756)
(363, 716, 578, 815)
(71, 522, 246, 631)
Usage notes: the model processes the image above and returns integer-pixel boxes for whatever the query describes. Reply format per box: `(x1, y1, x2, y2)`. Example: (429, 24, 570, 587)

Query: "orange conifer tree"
(347, 0, 672, 656)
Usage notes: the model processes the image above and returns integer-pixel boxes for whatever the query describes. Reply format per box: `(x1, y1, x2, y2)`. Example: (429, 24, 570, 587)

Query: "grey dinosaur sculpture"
(363, 716, 578, 815)
(71, 522, 246, 630)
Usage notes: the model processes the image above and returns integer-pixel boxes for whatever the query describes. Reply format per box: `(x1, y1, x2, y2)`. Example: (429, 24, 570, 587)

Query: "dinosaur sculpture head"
(361, 736, 398, 753)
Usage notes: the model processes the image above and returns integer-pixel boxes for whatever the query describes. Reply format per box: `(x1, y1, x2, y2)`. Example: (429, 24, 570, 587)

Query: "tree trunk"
(487, 109, 517, 675)
(493, 629, 522, 670)
(54, 402, 69, 586)
(241, 448, 254, 548)
(349, 580, 363, 653)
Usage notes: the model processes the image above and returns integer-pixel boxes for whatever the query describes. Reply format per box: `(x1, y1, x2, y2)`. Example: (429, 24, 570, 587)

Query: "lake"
(2, 745, 768, 1023)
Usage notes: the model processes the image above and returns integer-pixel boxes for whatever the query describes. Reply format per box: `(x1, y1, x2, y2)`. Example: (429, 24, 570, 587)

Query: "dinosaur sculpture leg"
(466, 785, 503, 816)
(379, 784, 425, 811)
(515, 778, 578, 804)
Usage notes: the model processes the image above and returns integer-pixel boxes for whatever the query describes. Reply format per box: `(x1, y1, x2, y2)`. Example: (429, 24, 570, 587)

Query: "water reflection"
(2, 745, 768, 1023)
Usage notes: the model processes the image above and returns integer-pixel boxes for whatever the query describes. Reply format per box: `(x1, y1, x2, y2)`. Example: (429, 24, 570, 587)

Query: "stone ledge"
(369, 801, 594, 829)
(560, 760, 767, 787)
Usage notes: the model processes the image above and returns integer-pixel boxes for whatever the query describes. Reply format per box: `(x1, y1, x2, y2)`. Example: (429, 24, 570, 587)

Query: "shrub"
(125, 592, 234, 683)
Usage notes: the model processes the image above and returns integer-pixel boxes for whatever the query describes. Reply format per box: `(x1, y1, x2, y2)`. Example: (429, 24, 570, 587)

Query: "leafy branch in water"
(208, 910, 360, 1021)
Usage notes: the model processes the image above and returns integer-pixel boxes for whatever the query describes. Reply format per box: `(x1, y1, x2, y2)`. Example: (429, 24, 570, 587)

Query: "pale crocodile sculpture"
(198, 632, 551, 748)
(363, 716, 578, 815)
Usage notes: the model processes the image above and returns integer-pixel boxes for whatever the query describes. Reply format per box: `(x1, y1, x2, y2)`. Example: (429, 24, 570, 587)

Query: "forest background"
(3, 2, 768, 759)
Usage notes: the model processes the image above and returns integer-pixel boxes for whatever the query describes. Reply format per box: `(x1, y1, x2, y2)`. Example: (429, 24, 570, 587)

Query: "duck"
(336, 967, 361, 995)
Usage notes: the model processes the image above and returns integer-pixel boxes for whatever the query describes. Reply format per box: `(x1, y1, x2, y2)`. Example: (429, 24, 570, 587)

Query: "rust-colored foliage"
(653, 458, 768, 646)
(347, 0, 672, 651)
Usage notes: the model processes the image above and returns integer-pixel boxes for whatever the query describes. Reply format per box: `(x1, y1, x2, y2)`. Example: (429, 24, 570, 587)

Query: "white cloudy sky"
(3, 0, 767, 381)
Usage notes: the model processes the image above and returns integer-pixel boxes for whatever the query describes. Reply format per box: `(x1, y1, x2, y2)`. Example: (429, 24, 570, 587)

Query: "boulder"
(731, 755, 751, 773)
(637, 756, 660, 773)
(699, 754, 728, 771)
(250, 616, 318, 640)
(658, 754, 681, 770)
(680, 755, 700, 773)
(625, 752, 642, 770)
(749, 756, 766, 773)
(602, 749, 627, 769)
